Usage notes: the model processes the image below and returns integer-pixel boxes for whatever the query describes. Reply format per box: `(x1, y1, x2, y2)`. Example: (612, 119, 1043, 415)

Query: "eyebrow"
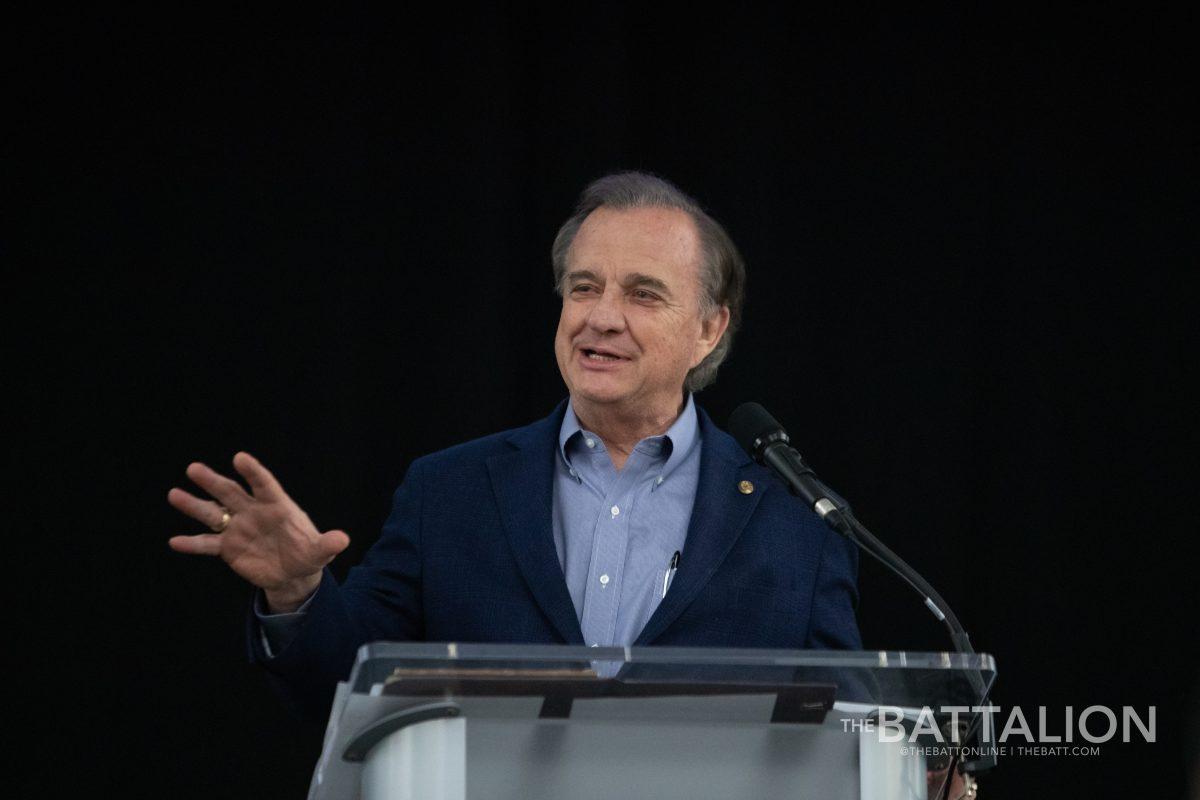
(564, 269, 601, 285)
(564, 269, 674, 298)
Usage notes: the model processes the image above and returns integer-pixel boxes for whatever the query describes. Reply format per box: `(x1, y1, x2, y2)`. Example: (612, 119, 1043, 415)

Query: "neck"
(570, 392, 688, 469)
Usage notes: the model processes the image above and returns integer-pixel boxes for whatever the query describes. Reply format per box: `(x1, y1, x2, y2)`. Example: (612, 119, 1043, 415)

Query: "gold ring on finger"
(212, 508, 232, 533)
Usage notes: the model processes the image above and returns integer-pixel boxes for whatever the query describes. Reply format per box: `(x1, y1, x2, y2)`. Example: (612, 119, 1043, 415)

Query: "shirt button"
(569, 468, 577, 477)
(586, 438, 596, 448)
(611, 505, 620, 516)
(656, 475, 664, 485)
(599, 574, 610, 586)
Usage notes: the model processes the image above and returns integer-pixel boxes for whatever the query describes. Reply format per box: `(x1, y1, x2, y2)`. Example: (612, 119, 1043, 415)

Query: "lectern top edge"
(354, 641, 996, 671)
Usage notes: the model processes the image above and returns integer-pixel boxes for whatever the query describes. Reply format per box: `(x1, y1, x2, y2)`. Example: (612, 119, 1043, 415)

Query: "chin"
(570, 374, 635, 405)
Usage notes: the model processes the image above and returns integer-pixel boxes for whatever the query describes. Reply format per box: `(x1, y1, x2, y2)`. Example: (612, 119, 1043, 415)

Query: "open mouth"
(580, 348, 627, 362)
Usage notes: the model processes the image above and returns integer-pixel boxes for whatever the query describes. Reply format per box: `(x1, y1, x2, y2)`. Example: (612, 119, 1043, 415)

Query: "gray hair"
(551, 171, 746, 392)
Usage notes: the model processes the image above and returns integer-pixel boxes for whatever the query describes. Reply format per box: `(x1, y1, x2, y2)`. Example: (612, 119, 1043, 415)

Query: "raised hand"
(167, 452, 350, 612)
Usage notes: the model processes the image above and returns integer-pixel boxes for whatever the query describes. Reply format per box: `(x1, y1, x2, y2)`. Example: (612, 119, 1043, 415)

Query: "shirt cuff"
(254, 585, 319, 658)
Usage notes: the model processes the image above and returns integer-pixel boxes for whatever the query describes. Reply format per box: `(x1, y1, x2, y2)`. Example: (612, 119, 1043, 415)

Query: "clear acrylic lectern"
(307, 643, 996, 800)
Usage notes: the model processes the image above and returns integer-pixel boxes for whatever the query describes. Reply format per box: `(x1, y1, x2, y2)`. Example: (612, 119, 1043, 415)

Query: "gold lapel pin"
(738, 480, 754, 495)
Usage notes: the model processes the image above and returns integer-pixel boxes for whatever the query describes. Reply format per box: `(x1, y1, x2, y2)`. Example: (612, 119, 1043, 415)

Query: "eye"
(632, 289, 660, 302)
(570, 284, 597, 295)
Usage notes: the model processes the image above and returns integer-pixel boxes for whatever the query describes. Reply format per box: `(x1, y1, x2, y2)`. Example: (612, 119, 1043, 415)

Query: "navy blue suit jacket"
(247, 401, 862, 720)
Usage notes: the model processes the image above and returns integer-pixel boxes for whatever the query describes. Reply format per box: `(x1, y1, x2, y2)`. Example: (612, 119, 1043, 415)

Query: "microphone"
(730, 401, 995, 774)
(728, 402, 852, 526)
(727, 402, 974, 655)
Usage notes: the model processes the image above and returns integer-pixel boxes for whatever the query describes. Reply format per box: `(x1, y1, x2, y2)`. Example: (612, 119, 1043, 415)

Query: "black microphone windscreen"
(727, 402, 784, 456)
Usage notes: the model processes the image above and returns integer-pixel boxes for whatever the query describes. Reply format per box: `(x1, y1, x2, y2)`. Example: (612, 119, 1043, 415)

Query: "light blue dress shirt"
(256, 396, 702, 654)
(553, 394, 701, 647)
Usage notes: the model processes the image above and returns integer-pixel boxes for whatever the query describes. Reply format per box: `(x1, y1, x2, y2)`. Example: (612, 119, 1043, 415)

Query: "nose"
(584, 286, 627, 334)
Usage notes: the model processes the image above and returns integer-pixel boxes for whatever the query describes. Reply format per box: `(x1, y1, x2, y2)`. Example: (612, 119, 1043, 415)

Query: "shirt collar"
(558, 394, 700, 478)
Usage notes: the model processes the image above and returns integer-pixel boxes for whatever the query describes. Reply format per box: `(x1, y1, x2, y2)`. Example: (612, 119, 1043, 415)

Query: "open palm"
(167, 452, 349, 610)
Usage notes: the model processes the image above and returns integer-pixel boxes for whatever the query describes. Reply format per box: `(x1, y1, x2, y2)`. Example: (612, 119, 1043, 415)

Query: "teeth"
(587, 352, 620, 361)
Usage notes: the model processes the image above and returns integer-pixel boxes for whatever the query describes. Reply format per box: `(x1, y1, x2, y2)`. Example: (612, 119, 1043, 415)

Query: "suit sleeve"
(803, 527, 878, 702)
(804, 526, 863, 650)
(254, 586, 318, 657)
(244, 457, 427, 722)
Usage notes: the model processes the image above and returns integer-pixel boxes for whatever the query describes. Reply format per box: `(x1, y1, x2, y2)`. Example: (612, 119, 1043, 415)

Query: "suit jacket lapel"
(486, 401, 585, 645)
(635, 409, 763, 645)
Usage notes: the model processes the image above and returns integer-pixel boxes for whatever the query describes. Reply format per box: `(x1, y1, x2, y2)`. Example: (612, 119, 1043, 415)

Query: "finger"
(168, 533, 223, 556)
(317, 529, 351, 561)
(185, 462, 252, 510)
(167, 487, 230, 531)
(232, 451, 287, 502)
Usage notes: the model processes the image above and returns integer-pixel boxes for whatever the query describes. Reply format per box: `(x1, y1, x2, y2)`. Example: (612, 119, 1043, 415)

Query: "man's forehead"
(567, 206, 701, 278)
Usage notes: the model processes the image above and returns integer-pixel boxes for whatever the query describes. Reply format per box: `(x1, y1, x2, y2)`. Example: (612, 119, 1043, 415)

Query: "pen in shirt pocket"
(661, 550, 680, 598)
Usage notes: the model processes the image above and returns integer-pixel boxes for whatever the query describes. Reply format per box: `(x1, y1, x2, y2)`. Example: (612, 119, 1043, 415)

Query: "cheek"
(555, 309, 579, 350)
(647, 318, 703, 365)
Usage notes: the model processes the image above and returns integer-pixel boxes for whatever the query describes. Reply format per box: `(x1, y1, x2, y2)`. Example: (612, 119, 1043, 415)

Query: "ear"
(691, 305, 731, 368)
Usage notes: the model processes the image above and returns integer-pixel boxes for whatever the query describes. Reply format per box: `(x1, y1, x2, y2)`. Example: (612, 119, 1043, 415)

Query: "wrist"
(264, 573, 321, 613)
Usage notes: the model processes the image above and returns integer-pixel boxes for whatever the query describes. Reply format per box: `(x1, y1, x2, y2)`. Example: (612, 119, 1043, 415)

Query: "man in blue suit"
(168, 172, 861, 720)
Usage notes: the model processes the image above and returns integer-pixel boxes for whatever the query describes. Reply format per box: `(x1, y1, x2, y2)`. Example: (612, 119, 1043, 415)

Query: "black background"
(12, 8, 1196, 798)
